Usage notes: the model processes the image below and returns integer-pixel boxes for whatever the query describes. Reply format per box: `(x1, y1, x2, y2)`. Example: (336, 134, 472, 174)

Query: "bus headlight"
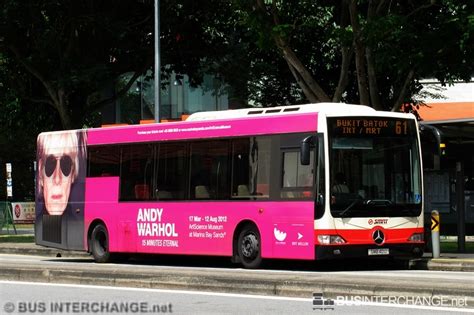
(317, 235, 346, 245)
(408, 233, 424, 242)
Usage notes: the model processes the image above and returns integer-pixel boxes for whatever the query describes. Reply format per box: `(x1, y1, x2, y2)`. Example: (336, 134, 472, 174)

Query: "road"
(0, 254, 473, 314)
(1, 280, 472, 315)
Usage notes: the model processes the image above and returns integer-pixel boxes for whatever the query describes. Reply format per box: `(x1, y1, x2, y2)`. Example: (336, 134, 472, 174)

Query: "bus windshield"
(328, 117, 422, 217)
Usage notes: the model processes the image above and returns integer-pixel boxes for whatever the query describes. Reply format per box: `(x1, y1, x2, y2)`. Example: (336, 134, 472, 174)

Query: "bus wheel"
(237, 224, 262, 269)
(90, 224, 111, 263)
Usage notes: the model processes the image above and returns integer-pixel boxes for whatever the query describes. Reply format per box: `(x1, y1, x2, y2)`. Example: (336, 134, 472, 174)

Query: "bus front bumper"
(315, 243, 424, 260)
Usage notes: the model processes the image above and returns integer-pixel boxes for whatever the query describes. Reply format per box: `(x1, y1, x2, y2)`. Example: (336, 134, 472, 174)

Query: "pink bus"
(35, 103, 424, 268)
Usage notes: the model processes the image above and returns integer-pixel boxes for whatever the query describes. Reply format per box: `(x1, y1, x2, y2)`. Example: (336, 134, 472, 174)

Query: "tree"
(0, 0, 240, 129)
(237, 0, 474, 110)
(1, 1, 472, 128)
(0, 1, 153, 129)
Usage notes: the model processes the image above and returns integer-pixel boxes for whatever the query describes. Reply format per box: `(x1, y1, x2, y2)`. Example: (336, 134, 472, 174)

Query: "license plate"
(368, 248, 389, 256)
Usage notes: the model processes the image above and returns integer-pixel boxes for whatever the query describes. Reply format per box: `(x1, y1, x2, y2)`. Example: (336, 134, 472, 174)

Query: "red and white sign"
(11, 202, 35, 223)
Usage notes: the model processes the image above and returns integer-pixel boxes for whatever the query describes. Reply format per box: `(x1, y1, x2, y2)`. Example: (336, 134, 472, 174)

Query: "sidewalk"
(0, 226, 34, 235)
(0, 242, 90, 258)
(410, 251, 474, 272)
(2, 252, 474, 307)
(0, 241, 473, 271)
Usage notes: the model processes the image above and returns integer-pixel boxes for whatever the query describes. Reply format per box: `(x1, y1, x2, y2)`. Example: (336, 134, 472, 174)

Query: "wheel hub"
(241, 234, 258, 258)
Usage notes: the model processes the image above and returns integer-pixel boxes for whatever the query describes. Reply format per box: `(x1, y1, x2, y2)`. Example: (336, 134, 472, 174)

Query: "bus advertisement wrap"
(88, 114, 317, 145)
(84, 177, 315, 259)
(35, 130, 87, 250)
(35, 104, 424, 268)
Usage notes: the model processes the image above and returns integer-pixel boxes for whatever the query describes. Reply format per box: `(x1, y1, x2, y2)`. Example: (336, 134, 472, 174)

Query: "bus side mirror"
(301, 136, 316, 165)
(419, 124, 443, 170)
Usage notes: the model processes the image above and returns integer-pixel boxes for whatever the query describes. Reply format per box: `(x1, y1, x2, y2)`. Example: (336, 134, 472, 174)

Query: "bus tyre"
(237, 224, 262, 269)
(90, 224, 111, 263)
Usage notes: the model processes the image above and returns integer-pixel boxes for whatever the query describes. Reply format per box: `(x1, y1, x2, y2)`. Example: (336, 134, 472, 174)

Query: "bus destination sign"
(331, 118, 414, 136)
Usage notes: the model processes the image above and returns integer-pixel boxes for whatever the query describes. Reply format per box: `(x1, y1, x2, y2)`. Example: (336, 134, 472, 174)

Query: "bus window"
(120, 143, 155, 201)
(190, 140, 231, 200)
(155, 142, 187, 200)
(88, 145, 120, 177)
(231, 137, 271, 199)
(328, 117, 422, 217)
(281, 150, 314, 199)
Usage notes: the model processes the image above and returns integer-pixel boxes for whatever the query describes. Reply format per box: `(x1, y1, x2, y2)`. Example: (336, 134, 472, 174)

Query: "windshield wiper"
(365, 199, 393, 206)
(397, 204, 418, 216)
(365, 199, 418, 215)
(339, 195, 364, 217)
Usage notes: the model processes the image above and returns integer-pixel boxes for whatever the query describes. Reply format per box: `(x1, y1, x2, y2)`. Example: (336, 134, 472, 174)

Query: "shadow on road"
(47, 253, 410, 272)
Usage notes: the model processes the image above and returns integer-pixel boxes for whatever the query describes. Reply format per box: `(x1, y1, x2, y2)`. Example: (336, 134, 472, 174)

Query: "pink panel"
(84, 178, 315, 260)
(88, 114, 317, 145)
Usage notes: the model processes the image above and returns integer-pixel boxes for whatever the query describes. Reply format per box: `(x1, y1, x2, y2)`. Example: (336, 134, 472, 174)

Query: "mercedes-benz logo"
(372, 229, 385, 245)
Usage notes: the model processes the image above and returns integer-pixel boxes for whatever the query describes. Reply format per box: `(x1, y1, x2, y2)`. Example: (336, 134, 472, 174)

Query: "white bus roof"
(186, 103, 377, 121)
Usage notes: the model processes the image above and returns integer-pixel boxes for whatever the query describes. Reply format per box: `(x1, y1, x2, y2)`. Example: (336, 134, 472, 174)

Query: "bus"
(35, 103, 424, 268)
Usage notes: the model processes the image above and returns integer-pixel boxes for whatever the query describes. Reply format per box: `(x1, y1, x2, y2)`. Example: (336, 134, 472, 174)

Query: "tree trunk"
(8, 44, 74, 129)
(257, 0, 331, 103)
(333, 3, 352, 103)
(55, 88, 73, 129)
(349, 0, 370, 106)
(391, 69, 415, 112)
(285, 59, 319, 103)
(366, 46, 382, 110)
(333, 46, 353, 102)
(276, 37, 331, 102)
(366, 0, 382, 110)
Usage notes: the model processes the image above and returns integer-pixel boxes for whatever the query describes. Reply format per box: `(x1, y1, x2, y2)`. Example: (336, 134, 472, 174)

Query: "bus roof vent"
(283, 107, 300, 112)
(248, 110, 264, 115)
(265, 109, 282, 114)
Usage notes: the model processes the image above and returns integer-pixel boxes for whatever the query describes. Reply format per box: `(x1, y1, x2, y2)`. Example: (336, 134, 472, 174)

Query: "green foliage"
(234, 0, 473, 108)
(0, 0, 472, 199)
(0, 234, 35, 243)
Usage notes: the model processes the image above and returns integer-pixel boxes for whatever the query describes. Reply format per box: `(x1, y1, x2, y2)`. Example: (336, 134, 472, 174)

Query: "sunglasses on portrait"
(44, 155, 73, 177)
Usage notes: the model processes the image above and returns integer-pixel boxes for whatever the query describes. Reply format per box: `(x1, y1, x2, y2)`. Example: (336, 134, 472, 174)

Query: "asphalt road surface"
(1, 281, 472, 315)
(0, 253, 473, 314)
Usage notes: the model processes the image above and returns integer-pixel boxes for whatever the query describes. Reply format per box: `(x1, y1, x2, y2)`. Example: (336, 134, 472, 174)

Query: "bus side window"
(120, 144, 154, 201)
(88, 145, 120, 177)
(256, 184, 269, 196)
(156, 143, 187, 200)
(195, 185, 210, 199)
(190, 140, 230, 200)
(231, 137, 271, 199)
(134, 184, 150, 200)
(280, 150, 314, 199)
(237, 185, 250, 197)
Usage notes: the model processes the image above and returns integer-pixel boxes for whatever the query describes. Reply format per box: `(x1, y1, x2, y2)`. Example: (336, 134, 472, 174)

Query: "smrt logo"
(368, 219, 388, 225)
